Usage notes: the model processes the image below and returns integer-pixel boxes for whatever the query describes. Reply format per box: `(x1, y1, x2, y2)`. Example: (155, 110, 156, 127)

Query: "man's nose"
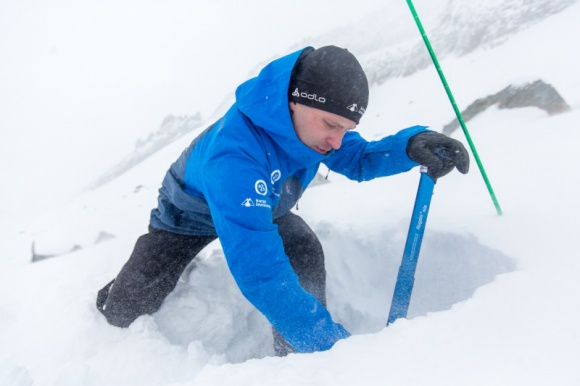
(327, 131, 345, 150)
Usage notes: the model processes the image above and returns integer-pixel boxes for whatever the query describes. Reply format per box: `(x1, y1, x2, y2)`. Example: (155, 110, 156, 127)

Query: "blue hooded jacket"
(150, 47, 427, 353)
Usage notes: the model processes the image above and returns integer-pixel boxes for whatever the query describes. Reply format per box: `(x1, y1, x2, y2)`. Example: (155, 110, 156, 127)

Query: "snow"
(1, 0, 580, 385)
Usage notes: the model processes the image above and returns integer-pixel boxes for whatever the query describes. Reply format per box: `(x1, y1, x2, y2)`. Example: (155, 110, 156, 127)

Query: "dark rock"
(443, 80, 571, 135)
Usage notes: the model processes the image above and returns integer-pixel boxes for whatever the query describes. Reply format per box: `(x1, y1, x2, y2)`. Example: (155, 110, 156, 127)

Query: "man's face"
(289, 102, 357, 155)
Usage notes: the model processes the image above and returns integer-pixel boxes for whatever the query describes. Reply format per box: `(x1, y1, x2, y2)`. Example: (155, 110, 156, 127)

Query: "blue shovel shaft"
(387, 168, 435, 325)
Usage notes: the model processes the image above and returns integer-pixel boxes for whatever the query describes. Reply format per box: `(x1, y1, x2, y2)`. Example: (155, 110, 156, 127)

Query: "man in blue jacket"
(96, 46, 469, 355)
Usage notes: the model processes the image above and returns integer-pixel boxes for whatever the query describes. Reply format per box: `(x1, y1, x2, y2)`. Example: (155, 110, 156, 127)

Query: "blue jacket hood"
(235, 47, 326, 168)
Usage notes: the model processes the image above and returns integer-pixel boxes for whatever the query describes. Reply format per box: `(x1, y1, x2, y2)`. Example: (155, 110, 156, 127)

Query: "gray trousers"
(96, 211, 326, 356)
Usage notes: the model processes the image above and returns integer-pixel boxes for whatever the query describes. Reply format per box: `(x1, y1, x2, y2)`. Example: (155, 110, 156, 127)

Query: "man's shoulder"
(199, 111, 272, 168)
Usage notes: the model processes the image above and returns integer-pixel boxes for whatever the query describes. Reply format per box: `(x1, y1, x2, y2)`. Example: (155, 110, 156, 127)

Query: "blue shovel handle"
(387, 167, 435, 325)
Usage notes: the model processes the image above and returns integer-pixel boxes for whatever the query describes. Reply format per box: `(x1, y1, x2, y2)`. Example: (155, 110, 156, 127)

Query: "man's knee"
(276, 212, 323, 257)
(275, 212, 327, 304)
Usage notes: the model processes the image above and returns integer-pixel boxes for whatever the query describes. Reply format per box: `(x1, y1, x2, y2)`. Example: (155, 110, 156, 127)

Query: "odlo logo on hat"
(292, 88, 326, 104)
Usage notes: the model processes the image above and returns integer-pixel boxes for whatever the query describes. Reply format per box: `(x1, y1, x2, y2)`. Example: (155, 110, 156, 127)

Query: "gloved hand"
(406, 131, 470, 180)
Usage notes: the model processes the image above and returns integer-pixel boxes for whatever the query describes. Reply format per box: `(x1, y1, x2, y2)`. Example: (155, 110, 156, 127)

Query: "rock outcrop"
(443, 80, 570, 135)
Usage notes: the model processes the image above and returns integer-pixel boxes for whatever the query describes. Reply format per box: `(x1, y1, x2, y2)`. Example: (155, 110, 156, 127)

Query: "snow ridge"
(362, 0, 577, 85)
(87, 113, 203, 190)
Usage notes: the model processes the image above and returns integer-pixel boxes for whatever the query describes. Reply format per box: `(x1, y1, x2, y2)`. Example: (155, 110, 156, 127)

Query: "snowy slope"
(1, 1, 580, 385)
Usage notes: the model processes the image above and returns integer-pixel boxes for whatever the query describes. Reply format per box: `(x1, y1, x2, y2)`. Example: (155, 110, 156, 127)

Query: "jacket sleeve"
(199, 143, 349, 353)
(323, 125, 429, 181)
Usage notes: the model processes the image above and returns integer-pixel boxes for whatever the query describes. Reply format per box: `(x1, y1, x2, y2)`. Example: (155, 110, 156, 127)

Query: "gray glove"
(406, 132, 470, 180)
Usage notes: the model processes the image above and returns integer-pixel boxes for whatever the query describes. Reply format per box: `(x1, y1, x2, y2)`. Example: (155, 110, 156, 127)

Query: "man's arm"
(201, 149, 349, 353)
(323, 125, 428, 181)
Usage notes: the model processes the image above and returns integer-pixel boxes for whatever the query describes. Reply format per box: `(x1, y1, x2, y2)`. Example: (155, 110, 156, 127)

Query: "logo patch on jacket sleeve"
(255, 179, 268, 196)
(271, 170, 281, 184)
(241, 179, 272, 208)
(241, 197, 270, 208)
(241, 198, 255, 207)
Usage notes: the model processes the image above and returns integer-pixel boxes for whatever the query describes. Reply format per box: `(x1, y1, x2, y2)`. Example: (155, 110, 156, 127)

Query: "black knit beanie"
(288, 46, 369, 124)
